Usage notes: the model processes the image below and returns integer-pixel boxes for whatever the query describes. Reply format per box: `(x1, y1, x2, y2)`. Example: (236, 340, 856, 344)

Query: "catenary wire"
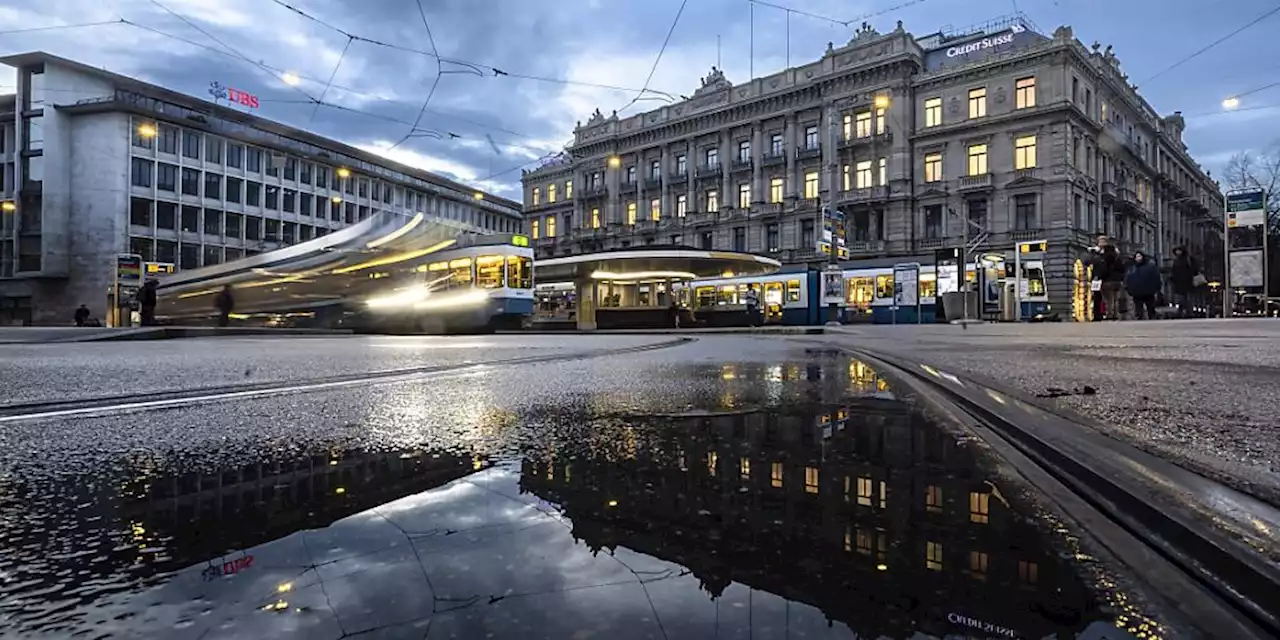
(1139, 3, 1280, 87)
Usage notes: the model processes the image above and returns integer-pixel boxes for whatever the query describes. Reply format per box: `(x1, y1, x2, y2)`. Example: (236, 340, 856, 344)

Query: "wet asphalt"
(0, 335, 1173, 638)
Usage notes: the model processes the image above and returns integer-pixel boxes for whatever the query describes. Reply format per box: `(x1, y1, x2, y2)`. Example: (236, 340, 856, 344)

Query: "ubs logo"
(208, 81, 260, 109)
(201, 554, 255, 581)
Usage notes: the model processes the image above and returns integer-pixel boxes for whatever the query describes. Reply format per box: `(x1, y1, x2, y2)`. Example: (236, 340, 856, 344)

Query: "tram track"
(0, 337, 694, 423)
(843, 345, 1280, 639)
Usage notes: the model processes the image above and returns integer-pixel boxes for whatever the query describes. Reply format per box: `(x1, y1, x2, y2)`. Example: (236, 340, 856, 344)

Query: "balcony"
(619, 180, 638, 194)
(731, 158, 752, 172)
(781, 247, 825, 264)
(837, 185, 888, 205)
(916, 237, 946, 250)
(751, 202, 783, 217)
(668, 170, 689, 184)
(846, 239, 886, 255)
(644, 177, 662, 191)
(956, 174, 993, 191)
(762, 151, 786, 167)
(695, 163, 721, 179)
(795, 144, 822, 160)
(1008, 229, 1045, 243)
(1116, 187, 1141, 215)
(687, 211, 717, 226)
(1011, 167, 1039, 182)
(1100, 181, 1117, 202)
(635, 219, 659, 233)
(839, 130, 893, 149)
(578, 185, 607, 199)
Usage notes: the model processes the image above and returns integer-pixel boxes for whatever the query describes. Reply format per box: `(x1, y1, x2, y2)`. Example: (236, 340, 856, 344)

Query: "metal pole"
(825, 104, 840, 325)
(1014, 242, 1022, 322)
(961, 206, 970, 322)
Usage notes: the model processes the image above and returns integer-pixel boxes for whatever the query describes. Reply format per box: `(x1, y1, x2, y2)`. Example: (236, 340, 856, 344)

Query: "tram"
(155, 210, 534, 333)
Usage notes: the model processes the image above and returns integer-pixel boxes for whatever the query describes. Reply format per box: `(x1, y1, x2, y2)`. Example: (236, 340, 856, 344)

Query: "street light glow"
(606, 156, 621, 169)
(281, 72, 301, 86)
(873, 95, 891, 109)
(1222, 96, 1241, 110)
(0, 201, 15, 212)
(336, 167, 352, 179)
(331, 196, 343, 204)
(473, 192, 484, 200)
(136, 123, 157, 138)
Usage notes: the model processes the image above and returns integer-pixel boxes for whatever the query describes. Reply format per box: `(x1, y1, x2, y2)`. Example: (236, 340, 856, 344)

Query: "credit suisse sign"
(925, 23, 1043, 71)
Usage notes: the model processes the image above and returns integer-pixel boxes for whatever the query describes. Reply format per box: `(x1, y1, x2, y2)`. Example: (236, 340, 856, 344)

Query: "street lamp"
(1222, 96, 1241, 110)
(606, 156, 621, 169)
(0, 201, 15, 213)
(331, 196, 343, 204)
(136, 123, 157, 138)
(336, 167, 352, 179)
(281, 72, 301, 86)
(873, 94, 891, 109)
(473, 192, 484, 200)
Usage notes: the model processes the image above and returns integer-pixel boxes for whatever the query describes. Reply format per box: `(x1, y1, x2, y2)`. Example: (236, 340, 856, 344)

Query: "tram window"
(448, 258, 472, 289)
(506, 255, 533, 290)
(717, 285, 738, 305)
(786, 279, 802, 303)
(476, 255, 504, 289)
(847, 277, 874, 308)
(695, 286, 716, 308)
(875, 275, 894, 299)
(919, 273, 938, 299)
(1025, 263, 1046, 296)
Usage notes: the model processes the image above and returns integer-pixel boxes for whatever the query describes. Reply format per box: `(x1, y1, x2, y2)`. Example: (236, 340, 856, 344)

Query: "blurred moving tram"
(155, 210, 534, 333)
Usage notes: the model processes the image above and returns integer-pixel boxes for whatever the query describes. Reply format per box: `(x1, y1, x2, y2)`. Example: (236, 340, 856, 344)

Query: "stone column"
(720, 129, 731, 212)
(686, 140, 696, 214)
(752, 122, 763, 203)
(661, 146, 670, 219)
(606, 163, 621, 226)
(784, 113, 797, 198)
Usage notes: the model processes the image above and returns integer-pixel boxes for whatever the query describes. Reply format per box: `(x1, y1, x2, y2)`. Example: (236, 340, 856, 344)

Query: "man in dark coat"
(1169, 246, 1199, 318)
(138, 279, 159, 326)
(1090, 236, 1124, 320)
(1125, 252, 1161, 320)
(215, 284, 235, 327)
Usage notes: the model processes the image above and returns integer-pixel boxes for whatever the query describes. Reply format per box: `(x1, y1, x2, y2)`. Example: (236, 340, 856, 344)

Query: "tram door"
(763, 281, 784, 324)
(847, 276, 874, 319)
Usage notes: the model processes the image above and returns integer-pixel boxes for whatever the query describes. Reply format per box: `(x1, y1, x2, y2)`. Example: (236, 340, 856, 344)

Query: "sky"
(2, 0, 1278, 199)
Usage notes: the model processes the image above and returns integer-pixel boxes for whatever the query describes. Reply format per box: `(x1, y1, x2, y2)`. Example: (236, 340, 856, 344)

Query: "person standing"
(138, 279, 159, 326)
(73, 304, 91, 327)
(1169, 246, 1200, 318)
(1090, 236, 1124, 320)
(1125, 251, 1161, 320)
(214, 284, 235, 327)
(744, 284, 760, 327)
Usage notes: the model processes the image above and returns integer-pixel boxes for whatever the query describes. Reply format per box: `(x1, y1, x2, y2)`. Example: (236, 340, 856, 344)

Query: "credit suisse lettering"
(944, 23, 1026, 58)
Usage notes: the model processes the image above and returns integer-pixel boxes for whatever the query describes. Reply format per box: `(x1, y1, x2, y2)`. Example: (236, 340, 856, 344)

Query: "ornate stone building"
(521, 16, 1223, 311)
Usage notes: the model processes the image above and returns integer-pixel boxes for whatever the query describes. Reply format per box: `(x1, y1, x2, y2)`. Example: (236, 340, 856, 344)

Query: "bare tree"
(1224, 147, 1280, 221)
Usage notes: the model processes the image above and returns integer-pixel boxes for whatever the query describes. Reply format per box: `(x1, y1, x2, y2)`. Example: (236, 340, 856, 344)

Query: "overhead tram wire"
(309, 35, 354, 123)
(0, 20, 122, 36)
(391, 0, 446, 151)
(1138, 3, 1280, 87)
(617, 0, 690, 114)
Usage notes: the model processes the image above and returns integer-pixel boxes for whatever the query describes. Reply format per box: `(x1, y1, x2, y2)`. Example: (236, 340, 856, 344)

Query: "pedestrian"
(744, 284, 760, 327)
(1090, 236, 1124, 320)
(1170, 246, 1201, 318)
(668, 298, 681, 329)
(138, 279, 159, 326)
(214, 284, 235, 327)
(73, 304, 90, 327)
(1125, 251, 1161, 320)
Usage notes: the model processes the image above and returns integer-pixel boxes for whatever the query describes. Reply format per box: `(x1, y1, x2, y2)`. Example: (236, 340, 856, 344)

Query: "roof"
(0, 51, 523, 213)
(534, 248, 781, 282)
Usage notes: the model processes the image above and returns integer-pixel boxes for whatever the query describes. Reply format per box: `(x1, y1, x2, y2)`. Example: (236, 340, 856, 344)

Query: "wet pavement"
(0, 336, 1167, 638)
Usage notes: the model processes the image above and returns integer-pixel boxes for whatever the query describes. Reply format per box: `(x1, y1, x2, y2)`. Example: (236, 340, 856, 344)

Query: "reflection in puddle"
(0, 354, 1125, 638)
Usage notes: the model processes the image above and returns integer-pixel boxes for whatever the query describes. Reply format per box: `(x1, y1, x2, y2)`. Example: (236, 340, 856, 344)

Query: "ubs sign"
(926, 23, 1040, 70)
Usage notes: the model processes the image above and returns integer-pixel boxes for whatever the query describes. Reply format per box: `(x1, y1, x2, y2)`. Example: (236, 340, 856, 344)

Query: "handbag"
(1192, 273, 1208, 287)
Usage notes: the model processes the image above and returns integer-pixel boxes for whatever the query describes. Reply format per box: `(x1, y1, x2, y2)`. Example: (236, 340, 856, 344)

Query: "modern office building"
(521, 15, 1223, 315)
(0, 51, 522, 325)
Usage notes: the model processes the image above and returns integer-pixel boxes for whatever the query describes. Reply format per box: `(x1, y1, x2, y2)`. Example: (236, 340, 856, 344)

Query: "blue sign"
(924, 24, 1046, 71)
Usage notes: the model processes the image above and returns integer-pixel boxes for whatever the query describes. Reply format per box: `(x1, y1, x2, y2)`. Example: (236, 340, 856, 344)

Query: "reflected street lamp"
(1222, 96, 1241, 110)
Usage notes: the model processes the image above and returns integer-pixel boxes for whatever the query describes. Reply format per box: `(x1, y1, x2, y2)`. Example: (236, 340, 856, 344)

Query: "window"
(770, 134, 783, 156)
(737, 140, 750, 163)
(182, 130, 200, 159)
(265, 219, 280, 242)
(315, 165, 328, 189)
(246, 147, 261, 172)
(676, 155, 687, 175)
(700, 231, 713, 249)
(925, 485, 942, 513)
(676, 194, 687, 217)
(284, 157, 297, 181)
(203, 136, 222, 164)
(926, 541, 943, 571)
(804, 126, 818, 149)
(804, 467, 819, 494)
(842, 114, 851, 140)
(968, 87, 987, 118)
(878, 158, 887, 186)
(706, 190, 719, 211)
(924, 205, 942, 239)
(968, 198, 988, 230)
(803, 172, 819, 199)
(548, 183, 557, 203)
(766, 224, 779, 251)
(626, 201, 637, 225)
(156, 239, 177, 263)
(155, 202, 176, 230)
(282, 189, 296, 213)
(130, 237, 154, 261)
(531, 187, 540, 205)
(343, 202, 355, 223)
(801, 219, 815, 247)
(203, 246, 222, 267)
(1015, 194, 1037, 230)
(769, 177, 784, 203)
(157, 125, 178, 154)
(1019, 560, 1039, 585)
(856, 476, 873, 506)
(225, 177, 242, 204)
(924, 153, 943, 183)
(1072, 76, 1079, 103)
(131, 158, 153, 188)
(181, 168, 200, 196)
(245, 215, 261, 240)
(855, 111, 871, 138)
(300, 193, 313, 217)
(625, 166, 636, 183)
(546, 216, 556, 238)
(226, 143, 243, 168)
(650, 198, 660, 220)
(204, 209, 222, 237)
(842, 164, 851, 191)
(1015, 77, 1036, 109)
(132, 121, 154, 149)
(925, 97, 942, 127)
(967, 144, 988, 175)
(855, 161, 872, 189)
(739, 457, 751, 479)
(265, 186, 279, 210)
(565, 180, 573, 198)
(1015, 135, 1037, 169)
(876, 274, 894, 298)
(588, 207, 600, 229)
(245, 182, 261, 207)
(704, 148, 718, 168)
(129, 198, 152, 226)
(530, 219, 540, 239)
(156, 163, 177, 192)
(969, 492, 990, 524)
(737, 184, 750, 209)
(266, 155, 280, 178)
(179, 244, 198, 269)
(770, 462, 783, 488)
(875, 107, 886, 135)
(225, 212, 242, 239)
(180, 205, 199, 232)
(203, 173, 221, 200)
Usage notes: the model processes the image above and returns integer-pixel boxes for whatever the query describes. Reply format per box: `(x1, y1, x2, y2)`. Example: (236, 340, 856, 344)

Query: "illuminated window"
(626, 201, 637, 225)
(476, 255, 504, 288)
(676, 194, 687, 217)
(1015, 135, 1037, 169)
(769, 178, 784, 203)
(707, 451, 718, 476)
(841, 164, 851, 191)
(969, 551, 989, 579)
(1018, 560, 1039, 585)
(926, 485, 942, 513)
(448, 257, 472, 287)
(770, 462, 783, 488)
(855, 111, 871, 138)
(650, 198, 661, 221)
(804, 172, 819, 199)
(924, 153, 943, 183)
(739, 457, 750, 479)
(678, 448, 687, 471)
(856, 476, 873, 506)
(875, 107, 886, 135)
(786, 279, 801, 302)
(548, 183, 557, 203)
(565, 180, 573, 198)
(844, 525, 853, 552)
(926, 541, 943, 571)
(875, 274, 894, 299)
(968, 87, 987, 118)
(591, 207, 600, 229)
(842, 114, 852, 140)
(878, 157, 887, 186)
(531, 219, 539, 239)
(738, 183, 751, 209)
(564, 464, 571, 482)
(924, 97, 942, 127)
(804, 467, 819, 494)
(1015, 77, 1036, 109)
(967, 144, 988, 176)
(531, 187, 540, 205)
(969, 491, 990, 524)
(546, 216, 556, 238)
(855, 161, 872, 189)
(706, 189, 719, 211)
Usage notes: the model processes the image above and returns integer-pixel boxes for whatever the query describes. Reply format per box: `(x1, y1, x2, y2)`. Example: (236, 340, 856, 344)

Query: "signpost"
(1225, 188, 1268, 316)
(934, 247, 961, 322)
(114, 253, 142, 327)
(892, 262, 921, 324)
(1013, 240, 1047, 322)
(822, 265, 844, 323)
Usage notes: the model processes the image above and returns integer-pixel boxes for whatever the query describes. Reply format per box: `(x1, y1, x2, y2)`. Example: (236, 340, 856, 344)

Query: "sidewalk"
(0, 326, 351, 344)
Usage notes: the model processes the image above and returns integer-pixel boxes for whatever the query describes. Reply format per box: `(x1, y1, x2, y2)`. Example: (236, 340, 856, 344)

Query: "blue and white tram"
(675, 266, 818, 325)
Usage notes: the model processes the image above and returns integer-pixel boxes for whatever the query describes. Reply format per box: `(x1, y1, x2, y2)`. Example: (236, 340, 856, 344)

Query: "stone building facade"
(522, 17, 1223, 314)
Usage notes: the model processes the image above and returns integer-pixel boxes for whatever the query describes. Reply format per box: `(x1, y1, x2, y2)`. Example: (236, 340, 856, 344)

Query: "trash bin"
(941, 291, 979, 321)
(999, 282, 1017, 322)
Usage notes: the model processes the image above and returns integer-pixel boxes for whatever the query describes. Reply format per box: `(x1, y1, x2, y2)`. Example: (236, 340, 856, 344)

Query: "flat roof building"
(0, 51, 522, 325)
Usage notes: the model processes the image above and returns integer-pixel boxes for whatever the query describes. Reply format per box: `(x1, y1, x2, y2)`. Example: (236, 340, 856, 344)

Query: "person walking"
(744, 284, 760, 327)
(1125, 251, 1161, 320)
(73, 304, 91, 327)
(214, 284, 235, 327)
(1090, 236, 1124, 320)
(1169, 246, 1201, 318)
(138, 279, 159, 326)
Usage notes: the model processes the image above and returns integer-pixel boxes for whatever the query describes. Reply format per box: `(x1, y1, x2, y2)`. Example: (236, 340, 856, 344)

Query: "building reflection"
(519, 360, 1100, 639)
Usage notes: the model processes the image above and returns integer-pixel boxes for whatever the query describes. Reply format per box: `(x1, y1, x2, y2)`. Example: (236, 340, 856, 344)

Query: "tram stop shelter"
(534, 247, 781, 330)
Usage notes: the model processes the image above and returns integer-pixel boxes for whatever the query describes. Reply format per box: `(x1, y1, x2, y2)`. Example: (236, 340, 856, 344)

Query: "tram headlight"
(366, 285, 430, 310)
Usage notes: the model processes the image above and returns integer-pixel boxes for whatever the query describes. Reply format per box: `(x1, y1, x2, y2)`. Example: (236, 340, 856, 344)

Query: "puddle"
(0, 353, 1136, 638)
